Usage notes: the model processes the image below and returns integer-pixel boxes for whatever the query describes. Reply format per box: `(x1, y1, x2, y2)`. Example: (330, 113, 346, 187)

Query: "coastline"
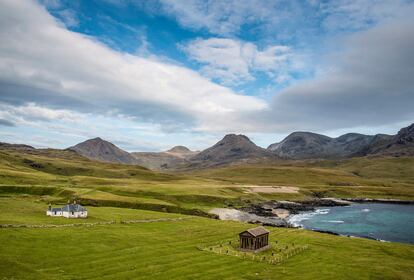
(210, 197, 414, 243)
(241, 198, 414, 219)
(342, 198, 414, 204)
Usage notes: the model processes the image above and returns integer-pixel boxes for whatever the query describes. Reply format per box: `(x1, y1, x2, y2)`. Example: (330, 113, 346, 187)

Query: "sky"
(0, 0, 413, 151)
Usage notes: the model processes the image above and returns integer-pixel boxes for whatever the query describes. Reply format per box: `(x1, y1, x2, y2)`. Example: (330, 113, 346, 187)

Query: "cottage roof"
(240, 226, 269, 237)
(50, 207, 62, 212)
(61, 204, 87, 212)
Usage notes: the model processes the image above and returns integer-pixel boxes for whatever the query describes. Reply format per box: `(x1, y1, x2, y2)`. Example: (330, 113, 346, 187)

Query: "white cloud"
(56, 9, 79, 28)
(0, 103, 80, 124)
(181, 38, 293, 85)
(0, 0, 266, 133)
(250, 18, 414, 133)
(1, 0, 413, 147)
(155, 0, 316, 38)
(319, 0, 414, 31)
(0, 102, 172, 151)
(0, 103, 90, 131)
(40, 0, 62, 9)
(155, 0, 414, 39)
(158, 0, 280, 35)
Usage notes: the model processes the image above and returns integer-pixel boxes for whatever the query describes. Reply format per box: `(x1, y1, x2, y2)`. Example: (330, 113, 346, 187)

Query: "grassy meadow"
(1, 148, 414, 279)
(1, 148, 414, 216)
(0, 196, 413, 280)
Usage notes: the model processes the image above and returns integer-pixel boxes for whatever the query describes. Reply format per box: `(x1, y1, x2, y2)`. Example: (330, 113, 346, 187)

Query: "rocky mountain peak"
(167, 146, 192, 153)
(188, 134, 274, 168)
(219, 134, 253, 145)
(393, 123, 414, 145)
(267, 131, 331, 159)
(90, 137, 103, 141)
(69, 137, 137, 164)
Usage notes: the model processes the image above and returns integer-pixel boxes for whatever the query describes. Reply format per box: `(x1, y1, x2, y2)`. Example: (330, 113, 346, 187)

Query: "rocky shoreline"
(241, 197, 351, 218)
(209, 198, 414, 242)
(342, 198, 414, 204)
(209, 198, 352, 227)
(210, 197, 414, 229)
(234, 197, 414, 227)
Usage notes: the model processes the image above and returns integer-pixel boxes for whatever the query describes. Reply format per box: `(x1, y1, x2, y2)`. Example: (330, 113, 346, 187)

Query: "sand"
(246, 185, 300, 194)
(272, 208, 291, 219)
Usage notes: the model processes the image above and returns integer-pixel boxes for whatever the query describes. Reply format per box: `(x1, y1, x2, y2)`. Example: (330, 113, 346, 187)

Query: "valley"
(1, 196, 413, 280)
(1, 123, 414, 280)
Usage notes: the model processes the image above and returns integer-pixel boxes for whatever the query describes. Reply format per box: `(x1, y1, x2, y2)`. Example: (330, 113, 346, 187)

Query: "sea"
(288, 203, 414, 244)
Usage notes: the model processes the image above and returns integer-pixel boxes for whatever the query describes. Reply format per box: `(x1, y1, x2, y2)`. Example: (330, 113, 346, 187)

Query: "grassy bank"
(1, 148, 414, 217)
(0, 197, 413, 280)
(193, 157, 414, 200)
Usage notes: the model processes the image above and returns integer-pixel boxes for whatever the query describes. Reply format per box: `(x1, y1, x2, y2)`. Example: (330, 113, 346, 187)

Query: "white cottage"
(46, 202, 87, 218)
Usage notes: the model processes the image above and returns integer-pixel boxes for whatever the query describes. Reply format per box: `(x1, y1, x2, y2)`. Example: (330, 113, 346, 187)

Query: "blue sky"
(0, 0, 413, 151)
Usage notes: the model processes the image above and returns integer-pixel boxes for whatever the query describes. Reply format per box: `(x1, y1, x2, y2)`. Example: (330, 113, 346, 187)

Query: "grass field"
(193, 157, 414, 201)
(1, 149, 414, 279)
(1, 148, 414, 218)
(0, 196, 413, 280)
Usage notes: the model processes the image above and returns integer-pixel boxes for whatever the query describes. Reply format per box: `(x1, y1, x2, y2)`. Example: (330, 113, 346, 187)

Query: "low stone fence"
(0, 221, 116, 228)
(198, 239, 309, 265)
(120, 217, 192, 224)
(0, 217, 193, 229)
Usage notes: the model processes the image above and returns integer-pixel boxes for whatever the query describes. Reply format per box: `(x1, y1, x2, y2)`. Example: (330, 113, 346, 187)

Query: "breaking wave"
(288, 208, 331, 227)
(323, 220, 344, 223)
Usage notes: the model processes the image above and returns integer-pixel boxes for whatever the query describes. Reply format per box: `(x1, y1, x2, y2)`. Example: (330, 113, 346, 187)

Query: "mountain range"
(186, 134, 276, 168)
(268, 123, 414, 159)
(69, 137, 137, 164)
(131, 146, 198, 170)
(2, 123, 413, 170)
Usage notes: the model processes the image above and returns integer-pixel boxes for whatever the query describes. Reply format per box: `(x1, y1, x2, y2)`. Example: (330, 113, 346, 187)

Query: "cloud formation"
(0, 0, 266, 132)
(252, 18, 414, 132)
(0, 0, 413, 150)
(0, 119, 14, 127)
(157, 0, 414, 37)
(158, 0, 285, 35)
(181, 38, 293, 85)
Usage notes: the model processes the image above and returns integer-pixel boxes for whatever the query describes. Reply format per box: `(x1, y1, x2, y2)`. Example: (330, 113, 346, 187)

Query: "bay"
(288, 203, 414, 244)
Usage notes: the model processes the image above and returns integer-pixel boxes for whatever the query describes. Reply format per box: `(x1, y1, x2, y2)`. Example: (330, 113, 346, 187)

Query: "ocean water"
(288, 203, 414, 243)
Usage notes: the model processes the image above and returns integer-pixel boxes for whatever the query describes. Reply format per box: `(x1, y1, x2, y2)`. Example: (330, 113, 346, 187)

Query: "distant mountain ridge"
(68, 137, 137, 164)
(0, 142, 34, 151)
(187, 134, 276, 168)
(373, 123, 414, 156)
(69, 138, 199, 170)
(2, 123, 412, 170)
(267, 123, 414, 159)
(131, 145, 198, 170)
(267, 132, 332, 159)
(165, 146, 199, 158)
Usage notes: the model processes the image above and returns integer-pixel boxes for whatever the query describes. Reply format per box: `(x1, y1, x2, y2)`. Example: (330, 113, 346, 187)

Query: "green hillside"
(1, 148, 414, 279)
(193, 157, 414, 200)
(1, 148, 414, 218)
(0, 197, 413, 280)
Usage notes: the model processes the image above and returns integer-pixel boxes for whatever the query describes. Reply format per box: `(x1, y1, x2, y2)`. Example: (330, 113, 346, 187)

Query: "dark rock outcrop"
(69, 137, 137, 164)
(131, 145, 198, 170)
(267, 123, 414, 159)
(131, 151, 188, 170)
(373, 123, 414, 156)
(0, 142, 34, 151)
(267, 132, 331, 159)
(188, 134, 276, 168)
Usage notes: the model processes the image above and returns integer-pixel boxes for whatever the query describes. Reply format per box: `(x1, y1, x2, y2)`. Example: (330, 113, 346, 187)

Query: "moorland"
(1, 140, 414, 279)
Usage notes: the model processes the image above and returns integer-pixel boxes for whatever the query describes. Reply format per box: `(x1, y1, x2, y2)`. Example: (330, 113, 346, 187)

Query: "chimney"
(74, 200, 77, 205)
(48, 204, 51, 210)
